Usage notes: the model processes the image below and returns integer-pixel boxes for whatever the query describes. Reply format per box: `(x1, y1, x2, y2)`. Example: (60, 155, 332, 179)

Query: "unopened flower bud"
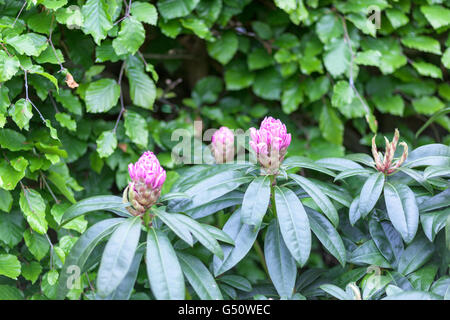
(211, 127, 235, 164)
(124, 151, 166, 216)
(249, 117, 291, 175)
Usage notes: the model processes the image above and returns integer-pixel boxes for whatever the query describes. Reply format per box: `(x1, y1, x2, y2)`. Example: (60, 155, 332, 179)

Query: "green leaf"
(200, 224, 234, 245)
(0, 159, 26, 191)
(398, 235, 434, 275)
(372, 94, 404, 116)
(420, 208, 450, 242)
(57, 218, 124, 299)
(60, 195, 130, 226)
(358, 172, 385, 217)
(290, 174, 339, 227)
(219, 275, 252, 292)
(386, 8, 409, 29)
(112, 17, 145, 55)
(0, 51, 20, 82)
(424, 166, 450, 180)
(274, 187, 311, 266)
(283, 156, 336, 177)
(281, 79, 304, 114)
(332, 81, 354, 107)
(21, 261, 42, 284)
(166, 213, 223, 259)
(124, 110, 148, 148)
(85, 79, 120, 113)
(409, 265, 438, 292)
(264, 219, 297, 298)
(157, 0, 200, 19)
(248, 48, 273, 71)
(401, 36, 441, 55)
(252, 67, 282, 100)
(320, 284, 351, 300)
(320, 105, 343, 145)
(0, 254, 21, 280)
(154, 210, 194, 246)
(443, 48, 450, 69)
(355, 50, 381, 66)
(23, 229, 50, 261)
(316, 14, 343, 44)
(0, 128, 31, 151)
(348, 240, 391, 268)
(306, 207, 346, 266)
(412, 96, 445, 115)
(384, 183, 419, 244)
(81, 0, 113, 44)
(224, 60, 254, 90)
(180, 18, 214, 41)
(55, 112, 76, 132)
(172, 170, 252, 211)
(0, 189, 13, 213)
(369, 219, 404, 267)
(6, 33, 48, 56)
(146, 228, 185, 300)
(323, 39, 350, 77)
(420, 5, 450, 29)
(108, 250, 143, 300)
(96, 130, 117, 158)
(213, 209, 260, 276)
(53, 90, 83, 116)
(192, 76, 223, 105)
(384, 290, 440, 300)
(241, 176, 271, 227)
(131, 2, 158, 25)
(126, 66, 156, 110)
(11, 99, 33, 130)
(96, 216, 142, 297)
(19, 189, 48, 235)
(412, 61, 442, 79)
(0, 285, 23, 300)
(177, 252, 223, 300)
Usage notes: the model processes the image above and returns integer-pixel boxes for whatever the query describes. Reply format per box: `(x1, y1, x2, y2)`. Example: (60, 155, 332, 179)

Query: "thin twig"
(12, 0, 27, 27)
(48, 15, 65, 73)
(114, 0, 132, 25)
(48, 92, 60, 113)
(339, 16, 372, 123)
(40, 171, 60, 204)
(24, 70, 46, 124)
(113, 62, 126, 133)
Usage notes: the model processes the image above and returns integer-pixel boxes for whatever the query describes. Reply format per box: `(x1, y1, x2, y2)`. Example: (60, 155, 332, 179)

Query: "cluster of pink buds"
(250, 117, 291, 175)
(211, 127, 235, 164)
(371, 129, 408, 174)
(124, 151, 166, 216)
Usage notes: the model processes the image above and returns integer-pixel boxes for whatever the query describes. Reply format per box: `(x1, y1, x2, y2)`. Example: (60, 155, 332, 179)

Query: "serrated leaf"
(0, 254, 21, 279)
(112, 17, 145, 55)
(130, 2, 158, 25)
(126, 66, 156, 110)
(85, 79, 120, 113)
(19, 189, 48, 235)
(96, 130, 117, 158)
(81, 0, 113, 44)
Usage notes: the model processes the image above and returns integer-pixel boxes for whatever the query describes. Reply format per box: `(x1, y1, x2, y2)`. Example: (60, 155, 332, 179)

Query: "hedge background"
(0, 0, 449, 299)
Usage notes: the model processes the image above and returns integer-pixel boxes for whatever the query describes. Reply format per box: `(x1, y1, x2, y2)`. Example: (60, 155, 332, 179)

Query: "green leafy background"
(0, 0, 449, 300)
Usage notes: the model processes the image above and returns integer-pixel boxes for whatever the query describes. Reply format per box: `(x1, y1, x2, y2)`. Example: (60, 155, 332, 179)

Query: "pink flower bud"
(125, 151, 166, 215)
(211, 127, 235, 164)
(250, 117, 291, 174)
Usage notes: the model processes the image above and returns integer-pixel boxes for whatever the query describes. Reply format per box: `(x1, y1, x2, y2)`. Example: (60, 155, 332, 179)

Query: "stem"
(270, 175, 277, 218)
(113, 62, 126, 133)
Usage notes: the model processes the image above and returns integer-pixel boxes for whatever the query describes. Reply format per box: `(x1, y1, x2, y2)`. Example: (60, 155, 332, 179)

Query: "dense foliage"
(0, 0, 449, 300)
